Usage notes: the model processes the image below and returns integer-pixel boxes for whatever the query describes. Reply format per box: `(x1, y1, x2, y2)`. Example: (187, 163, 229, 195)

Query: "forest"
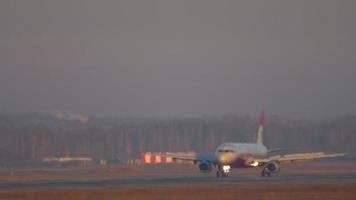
(0, 112, 355, 163)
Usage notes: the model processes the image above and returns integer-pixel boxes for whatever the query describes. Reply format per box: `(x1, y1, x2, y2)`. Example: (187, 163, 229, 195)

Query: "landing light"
(250, 161, 259, 167)
(222, 165, 231, 173)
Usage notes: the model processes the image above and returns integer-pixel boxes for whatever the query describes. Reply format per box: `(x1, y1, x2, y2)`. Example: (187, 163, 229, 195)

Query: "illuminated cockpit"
(215, 143, 239, 164)
(218, 149, 235, 153)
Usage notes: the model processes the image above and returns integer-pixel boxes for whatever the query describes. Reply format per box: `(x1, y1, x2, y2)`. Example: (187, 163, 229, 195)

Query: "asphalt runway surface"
(1, 172, 355, 189)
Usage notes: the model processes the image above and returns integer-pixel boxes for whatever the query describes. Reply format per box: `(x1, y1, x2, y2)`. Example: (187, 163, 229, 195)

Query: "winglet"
(257, 110, 264, 145)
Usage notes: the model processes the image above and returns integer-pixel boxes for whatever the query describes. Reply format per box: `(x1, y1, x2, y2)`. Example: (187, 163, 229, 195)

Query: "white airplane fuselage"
(214, 143, 267, 168)
(167, 110, 345, 178)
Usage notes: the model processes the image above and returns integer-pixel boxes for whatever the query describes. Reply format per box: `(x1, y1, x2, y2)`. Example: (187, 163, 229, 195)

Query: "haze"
(1, 0, 355, 118)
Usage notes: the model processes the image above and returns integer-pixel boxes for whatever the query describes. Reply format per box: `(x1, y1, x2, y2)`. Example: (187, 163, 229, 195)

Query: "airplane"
(165, 110, 346, 178)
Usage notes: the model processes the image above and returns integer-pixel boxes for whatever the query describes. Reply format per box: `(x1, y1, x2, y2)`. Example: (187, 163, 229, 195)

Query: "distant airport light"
(141, 152, 195, 164)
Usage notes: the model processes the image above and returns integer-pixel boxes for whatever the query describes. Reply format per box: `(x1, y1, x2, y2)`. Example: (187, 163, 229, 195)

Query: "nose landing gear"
(216, 165, 231, 178)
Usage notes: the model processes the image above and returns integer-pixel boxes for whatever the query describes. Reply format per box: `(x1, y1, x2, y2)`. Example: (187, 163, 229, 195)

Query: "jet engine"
(198, 162, 212, 173)
(264, 161, 280, 173)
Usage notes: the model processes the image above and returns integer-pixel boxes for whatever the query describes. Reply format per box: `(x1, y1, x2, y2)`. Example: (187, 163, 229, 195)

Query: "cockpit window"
(218, 149, 235, 153)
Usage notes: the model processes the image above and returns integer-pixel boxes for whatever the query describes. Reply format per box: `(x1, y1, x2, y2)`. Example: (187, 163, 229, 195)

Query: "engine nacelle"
(264, 161, 280, 173)
(198, 162, 212, 173)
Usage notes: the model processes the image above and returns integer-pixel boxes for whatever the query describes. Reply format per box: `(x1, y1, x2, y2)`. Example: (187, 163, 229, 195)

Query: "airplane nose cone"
(217, 154, 230, 164)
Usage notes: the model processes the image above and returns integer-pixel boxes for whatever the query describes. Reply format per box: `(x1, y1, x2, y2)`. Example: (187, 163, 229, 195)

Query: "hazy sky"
(1, 0, 355, 118)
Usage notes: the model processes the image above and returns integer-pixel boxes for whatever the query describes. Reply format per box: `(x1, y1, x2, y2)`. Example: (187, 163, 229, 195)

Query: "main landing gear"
(260, 169, 271, 177)
(260, 162, 280, 177)
(216, 165, 231, 178)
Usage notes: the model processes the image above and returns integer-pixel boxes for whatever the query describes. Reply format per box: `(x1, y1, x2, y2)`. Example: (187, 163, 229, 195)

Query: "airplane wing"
(165, 153, 218, 164)
(267, 147, 294, 154)
(253, 152, 347, 165)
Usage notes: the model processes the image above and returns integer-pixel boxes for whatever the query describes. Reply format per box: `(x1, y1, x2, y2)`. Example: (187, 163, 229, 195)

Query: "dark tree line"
(0, 113, 355, 163)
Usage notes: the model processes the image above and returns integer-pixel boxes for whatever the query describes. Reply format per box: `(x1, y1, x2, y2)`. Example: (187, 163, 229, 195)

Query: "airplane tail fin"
(257, 110, 264, 145)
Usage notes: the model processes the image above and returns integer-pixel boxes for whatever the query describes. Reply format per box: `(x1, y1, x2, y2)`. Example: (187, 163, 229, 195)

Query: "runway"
(1, 172, 355, 189)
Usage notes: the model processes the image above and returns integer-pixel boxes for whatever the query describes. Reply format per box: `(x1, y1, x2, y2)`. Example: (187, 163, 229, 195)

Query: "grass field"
(0, 181, 355, 200)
